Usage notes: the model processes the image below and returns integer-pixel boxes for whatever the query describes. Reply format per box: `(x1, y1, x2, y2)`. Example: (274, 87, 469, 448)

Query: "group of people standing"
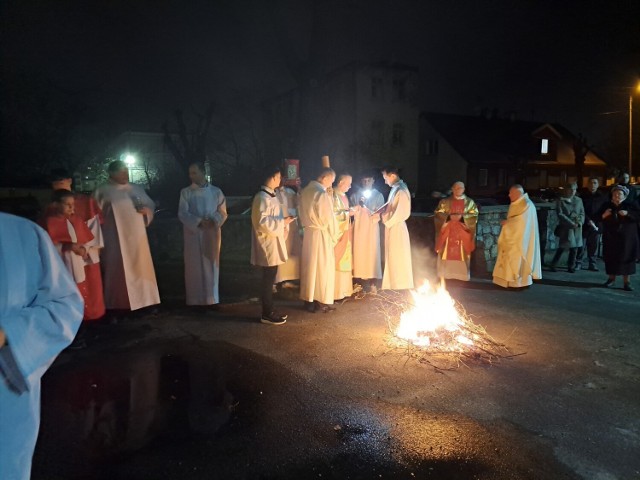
(433, 174, 639, 292)
(549, 174, 639, 291)
(433, 181, 543, 290)
(2, 161, 637, 479)
(29, 162, 640, 330)
(251, 165, 414, 324)
(41, 160, 229, 324)
(0, 160, 229, 480)
(38, 161, 162, 328)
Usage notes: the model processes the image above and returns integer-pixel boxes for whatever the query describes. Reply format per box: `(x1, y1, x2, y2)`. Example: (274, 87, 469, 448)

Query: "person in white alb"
(94, 160, 160, 314)
(251, 165, 296, 325)
(178, 163, 228, 308)
(380, 166, 414, 290)
(350, 172, 384, 293)
(298, 167, 339, 313)
(275, 177, 302, 287)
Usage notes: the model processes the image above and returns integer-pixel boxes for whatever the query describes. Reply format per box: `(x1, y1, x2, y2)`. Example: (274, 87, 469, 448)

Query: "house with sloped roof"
(418, 112, 607, 198)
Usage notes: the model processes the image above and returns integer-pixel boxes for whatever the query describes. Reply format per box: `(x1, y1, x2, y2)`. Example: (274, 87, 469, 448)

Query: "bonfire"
(376, 280, 511, 370)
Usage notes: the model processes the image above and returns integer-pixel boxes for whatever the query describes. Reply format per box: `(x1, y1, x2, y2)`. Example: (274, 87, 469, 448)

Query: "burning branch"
(373, 281, 511, 370)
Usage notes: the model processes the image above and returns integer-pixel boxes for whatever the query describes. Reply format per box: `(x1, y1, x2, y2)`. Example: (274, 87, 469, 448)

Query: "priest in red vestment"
(435, 213, 476, 281)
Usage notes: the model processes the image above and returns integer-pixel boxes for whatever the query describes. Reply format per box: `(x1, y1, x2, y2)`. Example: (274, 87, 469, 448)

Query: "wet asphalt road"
(32, 263, 639, 480)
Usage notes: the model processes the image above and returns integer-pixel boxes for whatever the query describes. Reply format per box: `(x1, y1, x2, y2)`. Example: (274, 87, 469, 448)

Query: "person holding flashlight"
(350, 171, 384, 293)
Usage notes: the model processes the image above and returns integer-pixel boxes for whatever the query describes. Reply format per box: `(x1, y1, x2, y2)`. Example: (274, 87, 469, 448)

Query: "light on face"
(612, 190, 625, 202)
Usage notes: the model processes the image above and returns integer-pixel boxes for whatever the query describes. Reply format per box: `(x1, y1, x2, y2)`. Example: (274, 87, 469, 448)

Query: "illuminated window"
(541, 139, 549, 154)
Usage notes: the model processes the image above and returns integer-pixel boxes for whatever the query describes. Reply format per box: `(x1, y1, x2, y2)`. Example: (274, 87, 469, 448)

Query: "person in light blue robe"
(0, 212, 83, 480)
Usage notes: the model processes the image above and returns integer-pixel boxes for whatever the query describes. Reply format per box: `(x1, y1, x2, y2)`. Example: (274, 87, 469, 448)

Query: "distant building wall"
(262, 63, 419, 183)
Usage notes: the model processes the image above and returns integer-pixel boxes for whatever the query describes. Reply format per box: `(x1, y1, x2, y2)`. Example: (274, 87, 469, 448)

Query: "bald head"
(451, 181, 465, 198)
(317, 167, 336, 189)
(335, 173, 352, 194)
(508, 184, 524, 203)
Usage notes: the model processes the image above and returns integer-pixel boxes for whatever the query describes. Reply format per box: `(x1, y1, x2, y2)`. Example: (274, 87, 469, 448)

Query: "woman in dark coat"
(600, 184, 639, 291)
(550, 182, 584, 272)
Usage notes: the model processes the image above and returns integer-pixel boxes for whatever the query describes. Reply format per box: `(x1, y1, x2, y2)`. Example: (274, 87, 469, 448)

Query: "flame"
(395, 280, 474, 350)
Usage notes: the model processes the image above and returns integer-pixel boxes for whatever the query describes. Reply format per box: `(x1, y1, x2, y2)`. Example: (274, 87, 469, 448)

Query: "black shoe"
(260, 312, 287, 325)
(623, 283, 633, 292)
(588, 265, 599, 272)
(603, 279, 614, 288)
(304, 301, 316, 313)
(316, 302, 336, 313)
(567, 268, 575, 273)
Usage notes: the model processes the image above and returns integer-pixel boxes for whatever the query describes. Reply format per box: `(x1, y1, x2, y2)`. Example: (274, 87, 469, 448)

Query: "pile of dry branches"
(372, 289, 516, 371)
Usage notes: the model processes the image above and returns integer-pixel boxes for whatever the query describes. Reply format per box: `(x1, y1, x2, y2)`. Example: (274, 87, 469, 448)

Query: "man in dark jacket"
(577, 177, 607, 271)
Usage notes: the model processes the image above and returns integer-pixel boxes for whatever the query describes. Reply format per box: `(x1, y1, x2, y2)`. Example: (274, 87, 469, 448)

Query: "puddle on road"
(33, 338, 579, 480)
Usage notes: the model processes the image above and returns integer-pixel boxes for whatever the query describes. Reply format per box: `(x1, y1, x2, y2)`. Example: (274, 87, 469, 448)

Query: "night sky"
(2, 0, 639, 153)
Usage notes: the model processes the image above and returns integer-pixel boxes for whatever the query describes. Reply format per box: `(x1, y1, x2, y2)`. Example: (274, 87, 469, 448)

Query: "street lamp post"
(629, 82, 640, 178)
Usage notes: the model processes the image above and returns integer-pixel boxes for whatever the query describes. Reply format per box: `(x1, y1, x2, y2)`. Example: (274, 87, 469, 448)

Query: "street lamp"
(120, 153, 136, 182)
(629, 82, 640, 177)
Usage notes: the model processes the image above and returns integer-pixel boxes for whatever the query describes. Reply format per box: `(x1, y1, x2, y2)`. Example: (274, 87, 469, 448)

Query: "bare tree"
(162, 103, 215, 170)
(210, 100, 266, 171)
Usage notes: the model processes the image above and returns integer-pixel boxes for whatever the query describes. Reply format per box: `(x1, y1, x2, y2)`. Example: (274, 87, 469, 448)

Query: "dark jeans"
(261, 265, 278, 315)
(576, 230, 601, 267)
(551, 247, 578, 270)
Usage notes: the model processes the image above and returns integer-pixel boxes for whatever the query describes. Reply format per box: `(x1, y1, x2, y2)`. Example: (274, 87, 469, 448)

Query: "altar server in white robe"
(350, 173, 384, 292)
(381, 166, 414, 290)
(251, 165, 296, 325)
(493, 185, 542, 288)
(275, 181, 302, 285)
(178, 163, 228, 306)
(94, 160, 160, 311)
(0, 212, 83, 480)
(298, 167, 339, 313)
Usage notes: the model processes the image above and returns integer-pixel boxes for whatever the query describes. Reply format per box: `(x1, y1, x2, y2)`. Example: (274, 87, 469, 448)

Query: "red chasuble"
(436, 220, 475, 261)
(73, 194, 103, 224)
(42, 214, 103, 320)
(42, 214, 94, 246)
